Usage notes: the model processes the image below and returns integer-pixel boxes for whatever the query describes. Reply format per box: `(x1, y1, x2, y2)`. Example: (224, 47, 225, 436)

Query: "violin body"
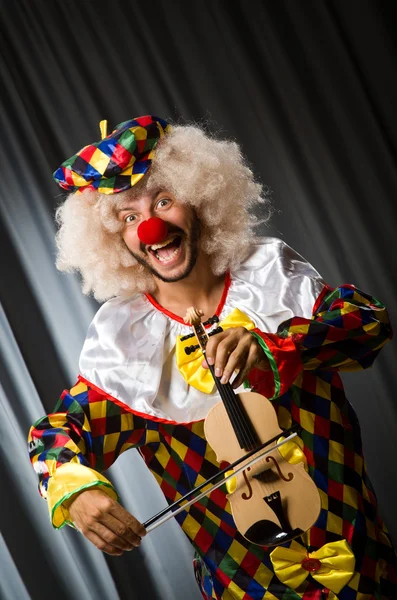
(204, 391, 321, 547)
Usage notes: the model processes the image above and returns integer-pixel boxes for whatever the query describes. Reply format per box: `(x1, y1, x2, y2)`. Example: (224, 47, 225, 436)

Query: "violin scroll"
(184, 307, 203, 326)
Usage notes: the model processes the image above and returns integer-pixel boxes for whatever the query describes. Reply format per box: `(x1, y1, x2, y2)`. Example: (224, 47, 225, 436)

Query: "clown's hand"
(68, 489, 146, 556)
(202, 327, 270, 389)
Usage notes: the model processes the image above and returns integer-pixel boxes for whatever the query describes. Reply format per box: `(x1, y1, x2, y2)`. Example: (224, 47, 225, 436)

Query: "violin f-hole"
(265, 456, 294, 482)
(241, 467, 253, 500)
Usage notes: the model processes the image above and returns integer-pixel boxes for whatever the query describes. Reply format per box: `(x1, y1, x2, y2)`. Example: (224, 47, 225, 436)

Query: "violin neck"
(194, 322, 260, 451)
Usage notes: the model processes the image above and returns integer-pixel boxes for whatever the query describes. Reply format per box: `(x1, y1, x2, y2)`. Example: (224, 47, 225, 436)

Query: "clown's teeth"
(155, 246, 180, 262)
(150, 235, 178, 252)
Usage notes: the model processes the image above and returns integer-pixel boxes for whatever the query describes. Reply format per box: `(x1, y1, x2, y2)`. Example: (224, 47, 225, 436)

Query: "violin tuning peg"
(184, 344, 200, 355)
(208, 326, 223, 338)
(202, 315, 219, 326)
(180, 332, 195, 342)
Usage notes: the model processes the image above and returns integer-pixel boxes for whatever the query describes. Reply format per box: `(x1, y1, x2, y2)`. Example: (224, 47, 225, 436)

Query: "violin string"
(199, 321, 258, 450)
(223, 383, 257, 448)
(213, 374, 256, 450)
(207, 332, 264, 448)
(201, 322, 278, 499)
(217, 354, 281, 489)
(210, 368, 255, 450)
(214, 369, 283, 513)
(223, 379, 281, 499)
(222, 382, 281, 506)
(223, 378, 259, 448)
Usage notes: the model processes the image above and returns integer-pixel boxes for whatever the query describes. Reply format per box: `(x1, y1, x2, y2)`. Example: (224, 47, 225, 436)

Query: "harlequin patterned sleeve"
(28, 378, 147, 529)
(280, 284, 392, 371)
(249, 284, 392, 401)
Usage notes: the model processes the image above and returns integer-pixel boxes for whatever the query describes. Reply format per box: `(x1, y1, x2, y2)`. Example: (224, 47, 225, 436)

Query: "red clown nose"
(137, 217, 168, 246)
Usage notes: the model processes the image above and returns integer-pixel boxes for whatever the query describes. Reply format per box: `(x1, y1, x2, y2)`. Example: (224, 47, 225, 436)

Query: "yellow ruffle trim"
(47, 463, 118, 529)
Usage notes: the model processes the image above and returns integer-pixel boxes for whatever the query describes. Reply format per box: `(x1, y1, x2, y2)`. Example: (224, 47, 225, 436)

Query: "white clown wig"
(55, 123, 272, 301)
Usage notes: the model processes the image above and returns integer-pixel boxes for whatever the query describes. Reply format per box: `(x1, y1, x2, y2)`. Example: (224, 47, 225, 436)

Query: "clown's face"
(118, 190, 200, 282)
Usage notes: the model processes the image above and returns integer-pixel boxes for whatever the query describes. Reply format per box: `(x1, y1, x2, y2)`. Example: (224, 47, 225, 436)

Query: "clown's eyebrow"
(117, 199, 144, 214)
(118, 205, 138, 214)
(117, 191, 169, 214)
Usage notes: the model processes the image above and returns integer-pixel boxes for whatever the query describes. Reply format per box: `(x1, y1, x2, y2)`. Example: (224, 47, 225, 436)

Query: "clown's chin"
(153, 255, 198, 283)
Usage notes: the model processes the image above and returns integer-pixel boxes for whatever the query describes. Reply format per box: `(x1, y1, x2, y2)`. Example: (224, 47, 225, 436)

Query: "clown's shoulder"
(233, 237, 326, 313)
(236, 237, 324, 284)
(78, 290, 169, 377)
(83, 293, 150, 342)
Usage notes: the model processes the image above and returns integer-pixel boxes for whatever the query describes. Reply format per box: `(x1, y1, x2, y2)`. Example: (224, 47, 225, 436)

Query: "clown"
(29, 116, 397, 599)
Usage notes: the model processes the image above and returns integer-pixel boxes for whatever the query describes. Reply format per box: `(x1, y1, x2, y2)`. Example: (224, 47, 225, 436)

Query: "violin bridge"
(252, 455, 294, 483)
(252, 469, 279, 483)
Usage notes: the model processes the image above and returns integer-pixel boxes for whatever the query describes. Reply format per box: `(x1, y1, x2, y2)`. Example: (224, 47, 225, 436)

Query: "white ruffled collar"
(79, 238, 324, 422)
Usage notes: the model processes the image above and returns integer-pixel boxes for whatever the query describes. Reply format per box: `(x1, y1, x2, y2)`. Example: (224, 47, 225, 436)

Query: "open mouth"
(148, 234, 183, 264)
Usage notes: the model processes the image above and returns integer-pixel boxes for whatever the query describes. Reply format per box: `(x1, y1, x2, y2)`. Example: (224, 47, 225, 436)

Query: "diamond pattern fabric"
(28, 285, 397, 599)
(53, 115, 170, 194)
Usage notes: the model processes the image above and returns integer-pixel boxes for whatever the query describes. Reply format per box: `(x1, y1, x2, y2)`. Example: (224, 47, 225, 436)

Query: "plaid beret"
(53, 115, 170, 194)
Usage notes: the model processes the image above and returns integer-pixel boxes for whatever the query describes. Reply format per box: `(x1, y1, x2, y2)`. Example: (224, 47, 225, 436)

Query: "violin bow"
(143, 424, 300, 533)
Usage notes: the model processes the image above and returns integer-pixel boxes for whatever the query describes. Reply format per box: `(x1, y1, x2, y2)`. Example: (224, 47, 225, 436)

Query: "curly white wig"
(55, 123, 272, 301)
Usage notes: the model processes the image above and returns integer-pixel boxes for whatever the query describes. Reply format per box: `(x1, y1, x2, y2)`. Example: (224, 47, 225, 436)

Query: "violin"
(181, 308, 321, 547)
(144, 308, 320, 547)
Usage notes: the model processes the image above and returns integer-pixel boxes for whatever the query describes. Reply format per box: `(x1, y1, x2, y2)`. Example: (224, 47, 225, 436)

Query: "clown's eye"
(157, 198, 171, 209)
(125, 214, 137, 223)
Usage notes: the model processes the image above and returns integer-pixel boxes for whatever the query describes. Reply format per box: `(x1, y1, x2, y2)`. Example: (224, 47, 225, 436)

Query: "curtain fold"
(1, 1, 396, 598)
(0, 305, 122, 600)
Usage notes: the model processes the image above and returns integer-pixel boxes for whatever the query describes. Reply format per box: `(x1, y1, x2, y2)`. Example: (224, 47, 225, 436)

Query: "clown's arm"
(248, 284, 392, 400)
(28, 379, 147, 547)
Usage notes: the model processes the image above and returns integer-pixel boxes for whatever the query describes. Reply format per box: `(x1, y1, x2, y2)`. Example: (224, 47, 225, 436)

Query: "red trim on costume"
(312, 284, 334, 315)
(77, 374, 204, 426)
(249, 329, 303, 399)
(145, 272, 231, 325)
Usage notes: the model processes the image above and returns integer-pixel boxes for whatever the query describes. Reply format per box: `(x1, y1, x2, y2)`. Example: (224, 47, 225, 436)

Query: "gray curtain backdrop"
(1, 1, 396, 599)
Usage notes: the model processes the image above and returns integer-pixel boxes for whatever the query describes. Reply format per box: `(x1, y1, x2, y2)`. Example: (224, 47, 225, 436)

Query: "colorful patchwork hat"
(53, 115, 170, 194)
